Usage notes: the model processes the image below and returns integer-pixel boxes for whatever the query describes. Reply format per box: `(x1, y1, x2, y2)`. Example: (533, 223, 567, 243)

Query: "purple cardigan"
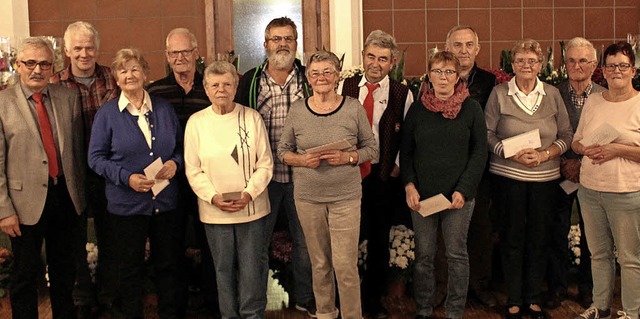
(88, 93, 183, 216)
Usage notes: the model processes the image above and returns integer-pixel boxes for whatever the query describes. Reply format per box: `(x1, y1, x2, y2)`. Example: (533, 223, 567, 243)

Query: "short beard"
(268, 50, 295, 70)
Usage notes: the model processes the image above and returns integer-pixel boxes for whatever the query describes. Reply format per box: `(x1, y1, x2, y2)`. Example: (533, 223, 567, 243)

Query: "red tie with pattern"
(32, 93, 59, 179)
(360, 82, 379, 179)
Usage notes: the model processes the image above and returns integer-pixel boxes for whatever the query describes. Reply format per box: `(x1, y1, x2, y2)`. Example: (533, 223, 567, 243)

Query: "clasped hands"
(511, 148, 548, 168)
(295, 150, 351, 169)
(129, 160, 177, 193)
(211, 192, 253, 212)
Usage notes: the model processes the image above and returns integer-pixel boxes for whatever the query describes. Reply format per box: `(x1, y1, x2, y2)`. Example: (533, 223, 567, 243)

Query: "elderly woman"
(485, 39, 573, 319)
(88, 48, 184, 318)
(401, 51, 487, 319)
(572, 42, 640, 319)
(184, 61, 273, 319)
(277, 51, 378, 319)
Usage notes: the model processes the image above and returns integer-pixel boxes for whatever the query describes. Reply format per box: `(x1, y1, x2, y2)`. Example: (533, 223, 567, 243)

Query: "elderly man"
(146, 27, 214, 315)
(547, 37, 604, 310)
(52, 21, 119, 317)
(0, 37, 86, 318)
(338, 29, 413, 318)
(423, 25, 497, 308)
(234, 17, 315, 317)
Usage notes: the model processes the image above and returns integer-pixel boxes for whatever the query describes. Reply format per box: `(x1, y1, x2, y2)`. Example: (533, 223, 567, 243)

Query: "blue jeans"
(264, 181, 314, 306)
(578, 186, 640, 319)
(411, 199, 474, 319)
(205, 216, 269, 319)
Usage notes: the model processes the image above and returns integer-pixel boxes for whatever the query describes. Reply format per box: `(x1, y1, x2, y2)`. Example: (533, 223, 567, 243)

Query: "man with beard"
(338, 29, 413, 318)
(235, 16, 315, 317)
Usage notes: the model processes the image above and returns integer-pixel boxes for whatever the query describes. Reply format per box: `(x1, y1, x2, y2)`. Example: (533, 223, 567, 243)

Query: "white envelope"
(417, 193, 452, 217)
(143, 157, 169, 196)
(305, 139, 352, 154)
(502, 129, 542, 158)
(581, 122, 620, 147)
(559, 179, 579, 194)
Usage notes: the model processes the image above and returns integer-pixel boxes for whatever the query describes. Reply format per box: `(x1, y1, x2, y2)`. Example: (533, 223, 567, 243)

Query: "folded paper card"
(417, 193, 452, 217)
(305, 139, 352, 154)
(143, 157, 169, 196)
(581, 122, 620, 147)
(502, 129, 542, 158)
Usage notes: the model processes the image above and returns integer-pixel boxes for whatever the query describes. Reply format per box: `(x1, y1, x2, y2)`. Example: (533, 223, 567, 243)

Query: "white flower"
(392, 238, 401, 248)
(396, 256, 409, 269)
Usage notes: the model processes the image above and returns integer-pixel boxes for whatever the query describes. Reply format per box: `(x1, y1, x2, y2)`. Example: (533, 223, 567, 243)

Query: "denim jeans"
(578, 186, 640, 319)
(411, 199, 474, 319)
(205, 216, 269, 319)
(264, 181, 314, 306)
(295, 198, 362, 319)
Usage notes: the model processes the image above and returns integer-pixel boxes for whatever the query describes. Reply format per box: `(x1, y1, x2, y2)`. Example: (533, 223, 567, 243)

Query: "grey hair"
(111, 48, 150, 77)
(166, 28, 198, 49)
(510, 39, 544, 63)
(364, 30, 399, 59)
(306, 50, 341, 77)
(565, 37, 597, 61)
(17, 37, 54, 61)
(64, 21, 100, 50)
(446, 25, 479, 44)
(203, 61, 239, 86)
(264, 17, 298, 41)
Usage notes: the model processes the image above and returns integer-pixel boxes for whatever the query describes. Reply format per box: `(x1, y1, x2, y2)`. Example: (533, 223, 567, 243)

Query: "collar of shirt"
(118, 90, 153, 114)
(20, 82, 50, 100)
(262, 62, 300, 87)
(358, 74, 389, 91)
(507, 76, 546, 97)
(569, 81, 593, 97)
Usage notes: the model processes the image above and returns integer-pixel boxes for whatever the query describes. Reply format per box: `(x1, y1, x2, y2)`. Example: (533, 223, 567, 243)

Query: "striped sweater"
(485, 82, 573, 182)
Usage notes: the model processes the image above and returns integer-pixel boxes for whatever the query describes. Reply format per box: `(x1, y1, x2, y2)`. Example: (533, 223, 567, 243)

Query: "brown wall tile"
(95, 19, 131, 54)
(161, 0, 196, 16)
(491, 0, 520, 8)
(62, 0, 97, 21)
(490, 41, 512, 70)
(426, 10, 457, 42)
(458, 10, 491, 42)
(96, 0, 129, 18)
(554, 9, 584, 40)
(130, 18, 164, 54)
(427, 0, 456, 9)
(523, 0, 552, 7)
(554, 0, 583, 7)
(29, 21, 66, 37)
(523, 9, 553, 40)
(491, 9, 522, 41)
(459, 0, 490, 8)
(585, 0, 614, 6)
(585, 8, 614, 40)
(475, 41, 491, 69)
(393, 10, 426, 43)
(615, 8, 640, 39)
(399, 43, 427, 77)
(616, 0, 639, 6)
(129, 0, 161, 17)
(363, 11, 394, 40)
(363, 0, 391, 10)
(394, 0, 425, 10)
(144, 51, 168, 81)
(29, 0, 64, 21)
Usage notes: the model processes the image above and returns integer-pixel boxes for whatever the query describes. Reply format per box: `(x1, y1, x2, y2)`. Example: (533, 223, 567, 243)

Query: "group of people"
(0, 15, 638, 319)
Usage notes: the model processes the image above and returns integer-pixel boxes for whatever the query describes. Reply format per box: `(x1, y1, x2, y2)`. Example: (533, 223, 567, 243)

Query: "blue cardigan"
(89, 93, 183, 216)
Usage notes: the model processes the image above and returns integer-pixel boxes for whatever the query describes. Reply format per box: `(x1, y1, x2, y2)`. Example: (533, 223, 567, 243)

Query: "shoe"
(506, 305, 522, 319)
(545, 292, 565, 309)
(473, 289, 498, 308)
(616, 311, 631, 319)
(374, 309, 389, 318)
(578, 291, 594, 309)
(295, 303, 317, 318)
(574, 307, 611, 319)
(526, 304, 548, 319)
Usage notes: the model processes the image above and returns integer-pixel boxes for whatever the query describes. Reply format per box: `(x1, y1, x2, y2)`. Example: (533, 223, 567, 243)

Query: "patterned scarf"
(421, 81, 470, 119)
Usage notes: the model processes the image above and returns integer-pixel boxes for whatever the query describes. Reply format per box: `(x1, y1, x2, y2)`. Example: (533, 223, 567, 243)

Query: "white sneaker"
(575, 307, 611, 319)
(615, 311, 631, 319)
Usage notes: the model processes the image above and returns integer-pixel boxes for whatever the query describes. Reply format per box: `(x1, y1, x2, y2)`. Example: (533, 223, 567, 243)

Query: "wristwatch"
(348, 154, 355, 165)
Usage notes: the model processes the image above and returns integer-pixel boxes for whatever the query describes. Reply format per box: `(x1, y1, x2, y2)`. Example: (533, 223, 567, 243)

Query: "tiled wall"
(363, 0, 640, 77)
(28, 0, 207, 81)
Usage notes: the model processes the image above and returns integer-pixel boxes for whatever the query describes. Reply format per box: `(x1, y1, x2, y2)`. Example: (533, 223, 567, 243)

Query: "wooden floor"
(0, 281, 623, 319)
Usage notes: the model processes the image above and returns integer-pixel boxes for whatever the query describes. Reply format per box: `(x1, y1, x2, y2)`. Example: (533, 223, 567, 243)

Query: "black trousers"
(10, 178, 81, 319)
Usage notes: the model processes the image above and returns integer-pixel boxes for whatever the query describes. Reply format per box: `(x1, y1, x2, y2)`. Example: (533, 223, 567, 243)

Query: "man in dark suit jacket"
(0, 37, 86, 318)
(547, 37, 605, 310)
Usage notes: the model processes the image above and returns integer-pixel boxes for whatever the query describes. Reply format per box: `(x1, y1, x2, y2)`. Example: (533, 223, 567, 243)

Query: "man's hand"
(560, 158, 581, 183)
(0, 215, 21, 237)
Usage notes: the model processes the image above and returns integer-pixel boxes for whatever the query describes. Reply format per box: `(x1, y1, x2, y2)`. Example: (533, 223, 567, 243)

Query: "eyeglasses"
(20, 60, 53, 70)
(513, 58, 540, 66)
(565, 59, 595, 67)
(167, 48, 196, 58)
(308, 70, 336, 79)
(430, 69, 457, 77)
(267, 36, 296, 43)
(604, 63, 633, 72)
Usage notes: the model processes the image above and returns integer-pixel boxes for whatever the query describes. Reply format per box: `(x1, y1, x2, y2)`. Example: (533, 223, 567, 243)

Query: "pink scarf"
(421, 82, 470, 119)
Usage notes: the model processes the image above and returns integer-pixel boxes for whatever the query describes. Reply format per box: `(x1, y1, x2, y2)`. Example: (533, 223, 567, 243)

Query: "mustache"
(29, 74, 45, 80)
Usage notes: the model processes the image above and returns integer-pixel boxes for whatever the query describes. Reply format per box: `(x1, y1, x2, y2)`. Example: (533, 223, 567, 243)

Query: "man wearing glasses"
(235, 16, 315, 317)
(146, 27, 214, 316)
(546, 37, 605, 310)
(0, 37, 86, 319)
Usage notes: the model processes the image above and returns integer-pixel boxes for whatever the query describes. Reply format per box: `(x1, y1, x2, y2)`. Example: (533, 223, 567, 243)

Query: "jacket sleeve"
(184, 115, 218, 203)
(454, 100, 488, 199)
(88, 106, 133, 186)
(485, 86, 505, 158)
(400, 101, 419, 186)
(355, 100, 379, 164)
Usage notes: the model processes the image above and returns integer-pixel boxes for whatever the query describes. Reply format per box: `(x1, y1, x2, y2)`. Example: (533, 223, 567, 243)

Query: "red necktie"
(360, 82, 379, 179)
(32, 93, 59, 179)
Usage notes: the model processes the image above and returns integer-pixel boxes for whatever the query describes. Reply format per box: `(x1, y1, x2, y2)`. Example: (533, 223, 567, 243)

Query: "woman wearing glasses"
(572, 42, 640, 319)
(277, 51, 377, 319)
(401, 51, 487, 319)
(485, 39, 573, 319)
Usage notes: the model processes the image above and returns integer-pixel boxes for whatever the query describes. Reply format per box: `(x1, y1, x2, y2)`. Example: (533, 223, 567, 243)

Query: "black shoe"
(473, 289, 498, 308)
(526, 304, 548, 319)
(295, 303, 317, 318)
(506, 305, 522, 319)
(578, 291, 594, 309)
(545, 292, 565, 309)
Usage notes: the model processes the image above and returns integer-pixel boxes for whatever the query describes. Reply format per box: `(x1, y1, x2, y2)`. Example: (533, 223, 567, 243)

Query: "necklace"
(313, 95, 339, 111)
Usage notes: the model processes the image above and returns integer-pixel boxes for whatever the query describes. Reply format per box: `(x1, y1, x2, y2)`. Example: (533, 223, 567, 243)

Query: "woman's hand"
(129, 174, 155, 192)
(319, 150, 349, 165)
(405, 183, 421, 211)
(449, 191, 465, 209)
(584, 144, 617, 165)
(211, 192, 252, 212)
(155, 160, 177, 179)
(298, 153, 322, 168)
(512, 148, 541, 168)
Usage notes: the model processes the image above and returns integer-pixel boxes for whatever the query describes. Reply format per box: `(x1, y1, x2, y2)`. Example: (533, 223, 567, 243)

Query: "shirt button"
(150, 124, 154, 128)
(152, 137, 156, 141)
(43, 160, 47, 164)
(152, 196, 156, 200)
(150, 152, 153, 156)
(155, 209, 159, 213)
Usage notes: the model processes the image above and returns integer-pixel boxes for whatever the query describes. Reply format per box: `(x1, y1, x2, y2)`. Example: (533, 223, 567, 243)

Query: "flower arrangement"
(388, 224, 415, 282)
(568, 225, 581, 266)
(358, 239, 368, 273)
(0, 37, 18, 91)
(269, 230, 294, 295)
(0, 247, 13, 298)
(86, 242, 99, 283)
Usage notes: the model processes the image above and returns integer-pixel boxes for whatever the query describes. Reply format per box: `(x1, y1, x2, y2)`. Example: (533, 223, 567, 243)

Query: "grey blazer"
(0, 84, 86, 225)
